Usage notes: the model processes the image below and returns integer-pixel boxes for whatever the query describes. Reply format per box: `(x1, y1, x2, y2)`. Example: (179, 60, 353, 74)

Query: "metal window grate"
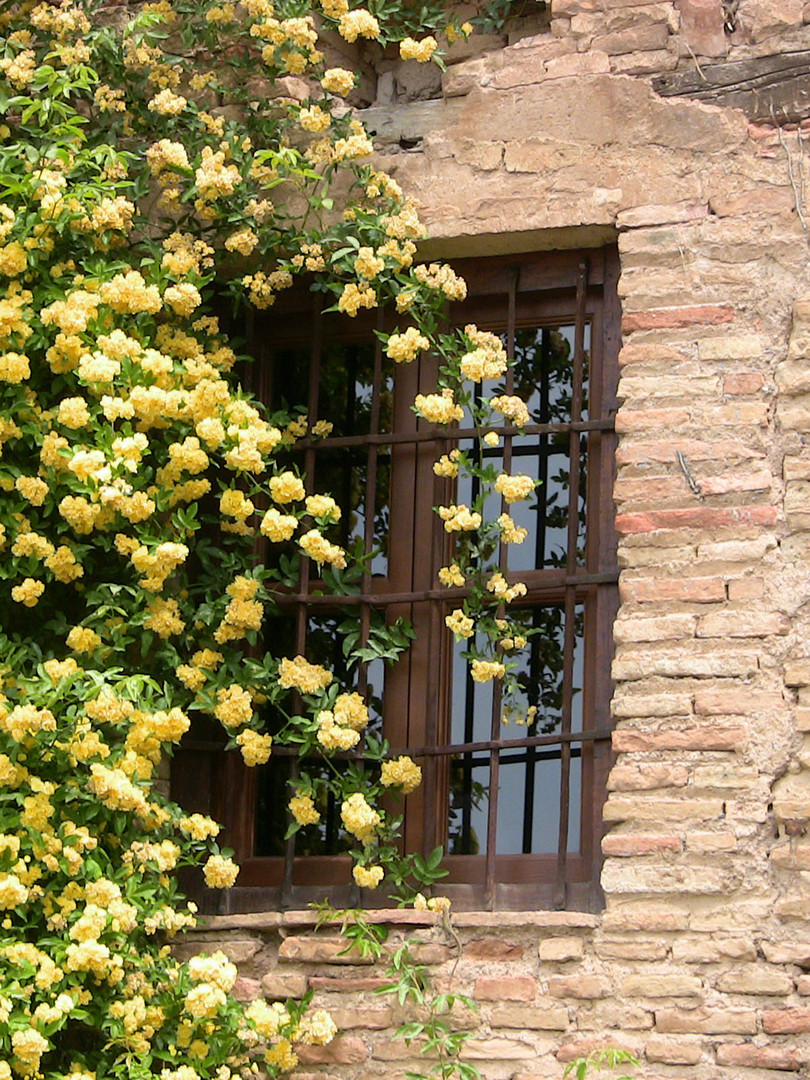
(172, 247, 620, 913)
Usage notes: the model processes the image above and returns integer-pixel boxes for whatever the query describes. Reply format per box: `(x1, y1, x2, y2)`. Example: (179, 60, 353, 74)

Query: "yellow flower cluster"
(278, 655, 332, 694)
(299, 529, 346, 569)
(494, 472, 536, 503)
(470, 659, 506, 683)
(338, 281, 377, 316)
(486, 571, 527, 603)
(386, 326, 429, 363)
(414, 388, 463, 425)
(289, 792, 320, 825)
(438, 504, 481, 532)
(380, 755, 422, 793)
(438, 563, 465, 587)
(490, 394, 531, 428)
(498, 512, 528, 544)
(202, 854, 239, 889)
(413, 262, 467, 301)
(445, 609, 474, 639)
(316, 710, 359, 751)
(433, 449, 460, 478)
(236, 728, 273, 765)
(400, 35, 437, 61)
(340, 792, 380, 843)
(337, 9, 379, 40)
(352, 863, 383, 888)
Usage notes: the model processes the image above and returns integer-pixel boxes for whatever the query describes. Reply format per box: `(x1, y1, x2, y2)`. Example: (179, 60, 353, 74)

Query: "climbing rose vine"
(0, 0, 534, 1075)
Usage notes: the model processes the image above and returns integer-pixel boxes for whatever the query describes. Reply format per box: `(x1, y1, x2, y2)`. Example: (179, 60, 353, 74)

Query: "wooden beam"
(652, 49, 810, 123)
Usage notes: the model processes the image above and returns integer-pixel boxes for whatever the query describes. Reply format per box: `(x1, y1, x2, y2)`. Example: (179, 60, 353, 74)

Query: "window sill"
(198, 908, 600, 932)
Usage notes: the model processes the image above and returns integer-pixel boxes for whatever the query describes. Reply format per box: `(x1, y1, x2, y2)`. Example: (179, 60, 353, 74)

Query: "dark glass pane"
(446, 604, 584, 856)
(309, 449, 390, 575)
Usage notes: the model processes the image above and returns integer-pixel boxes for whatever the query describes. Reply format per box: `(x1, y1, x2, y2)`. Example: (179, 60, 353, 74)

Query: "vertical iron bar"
(484, 267, 519, 909)
(554, 259, 589, 909)
(282, 298, 323, 908)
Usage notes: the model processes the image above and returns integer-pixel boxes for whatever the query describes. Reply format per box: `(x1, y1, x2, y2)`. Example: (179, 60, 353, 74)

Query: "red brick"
(724, 372, 766, 395)
(622, 305, 734, 332)
(611, 727, 746, 752)
(716, 1044, 800, 1070)
(232, 976, 262, 1002)
(602, 834, 682, 856)
(763, 1009, 810, 1034)
(475, 976, 537, 1002)
(700, 469, 773, 495)
(464, 939, 524, 961)
(298, 1038, 369, 1064)
(616, 505, 778, 534)
(618, 343, 689, 368)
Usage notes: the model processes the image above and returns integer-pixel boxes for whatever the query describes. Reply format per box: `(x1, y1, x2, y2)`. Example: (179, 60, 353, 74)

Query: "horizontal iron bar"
(296, 418, 615, 451)
(272, 571, 619, 607)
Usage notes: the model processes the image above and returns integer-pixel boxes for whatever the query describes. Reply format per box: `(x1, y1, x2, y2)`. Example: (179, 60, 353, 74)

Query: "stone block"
(697, 335, 763, 361)
(618, 575, 726, 602)
(622, 305, 734, 332)
(232, 976, 262, 1002)
(613, 614, 697, 643)
(615, 505, 777, 534)
(761, 940, 810, 965)
(594, 935, 670, 960)
(672, 937, 756, 963)
(679, 0, 727, 55)
(601, 862, 730, 895)
(684, 830, 738, 853)
(727, 577, 765, 600)
(723, 372, 766, 394)
(602, 797, 724, 822)
(693, 688, 784, 716)
(611, 692, 694, 718)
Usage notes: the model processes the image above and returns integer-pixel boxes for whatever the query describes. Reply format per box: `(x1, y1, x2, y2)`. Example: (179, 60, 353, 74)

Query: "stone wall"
(195, 3, 810, 1077)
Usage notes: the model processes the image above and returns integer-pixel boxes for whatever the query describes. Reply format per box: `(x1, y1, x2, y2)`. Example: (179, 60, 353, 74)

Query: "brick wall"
(195, 3, 810, 1076)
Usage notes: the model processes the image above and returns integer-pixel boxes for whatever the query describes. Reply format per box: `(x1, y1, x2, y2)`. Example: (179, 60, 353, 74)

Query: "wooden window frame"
(172, 246, 621, 913)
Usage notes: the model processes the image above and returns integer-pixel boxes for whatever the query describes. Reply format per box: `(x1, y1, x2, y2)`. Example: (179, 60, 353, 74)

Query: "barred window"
(173, 247, 620, 912)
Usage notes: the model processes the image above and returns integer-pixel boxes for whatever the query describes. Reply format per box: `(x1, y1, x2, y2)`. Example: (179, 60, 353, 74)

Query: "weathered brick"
(723, 372, 766, 394)
(672, 937, 756, 963)
(278, 936, 371, 964)
(684, 830, 738, 852)
(696, 610, 790, 638)
(697, 536, 776, 560)
(298, 1038, 369, 1064)
(602, 833, 682, 856)
(548, 975, 609, 999)
(618, 342, 690, 367)
(601, 862, 730, 895)
(232, 976, 262, 1002)
(464, 939, 524, 961)
(785, 660, 810, 686)
(608, 764, 688, 791)
(617, 438, 765, 466)
(716, 967, 794, 995)
(615, 407, 690, 433)
(309, 976, 390, 992)
(326, 1007, 395, 1029)
(611, 693, 693, 718)
(796, 975, 810, 995)
(489, 1004, 570, 1030)
(537, 937, 584, 962)
(706, 402, 770, 426)
(613, 646, 759, 681)
(693, 688, 784, 716)
(622, 305, 735, 332)
(697, 335, 763, 361)
(475, 976, 537, 1001)
(619, 575, 725, 603)
(655, 1007, 757, 1034)
(621, 974, 702, 997)
(617, 201, 708, 230)
(727, 576, 765, 600)
(762, 1008, 810, 1033)
(770, 842, 810, 871)
(611, 726, 746, 752)
(556, 1036, 640, 1062)
(594, 935, 670, 960)
(616, 505, 778, 534)
(602, 797, 724, 822)
(262, 973, 309, 999)
(462, 1038, 539, 1060)
(761, 940, 810, 965)
(407, 944, 453, 964)
(716, 1044, 800, 1070)
(690, 764, 760, 789)
(645, 1035, 702, 1064)
(614, 614, 698, 642)
(602, 905, 689, 932)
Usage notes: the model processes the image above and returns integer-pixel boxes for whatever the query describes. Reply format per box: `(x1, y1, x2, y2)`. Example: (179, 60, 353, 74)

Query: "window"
(172, 247, 620, 912)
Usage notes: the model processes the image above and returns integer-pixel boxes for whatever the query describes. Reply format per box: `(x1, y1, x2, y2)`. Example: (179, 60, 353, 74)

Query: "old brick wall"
(194, 3, 810, 1077)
